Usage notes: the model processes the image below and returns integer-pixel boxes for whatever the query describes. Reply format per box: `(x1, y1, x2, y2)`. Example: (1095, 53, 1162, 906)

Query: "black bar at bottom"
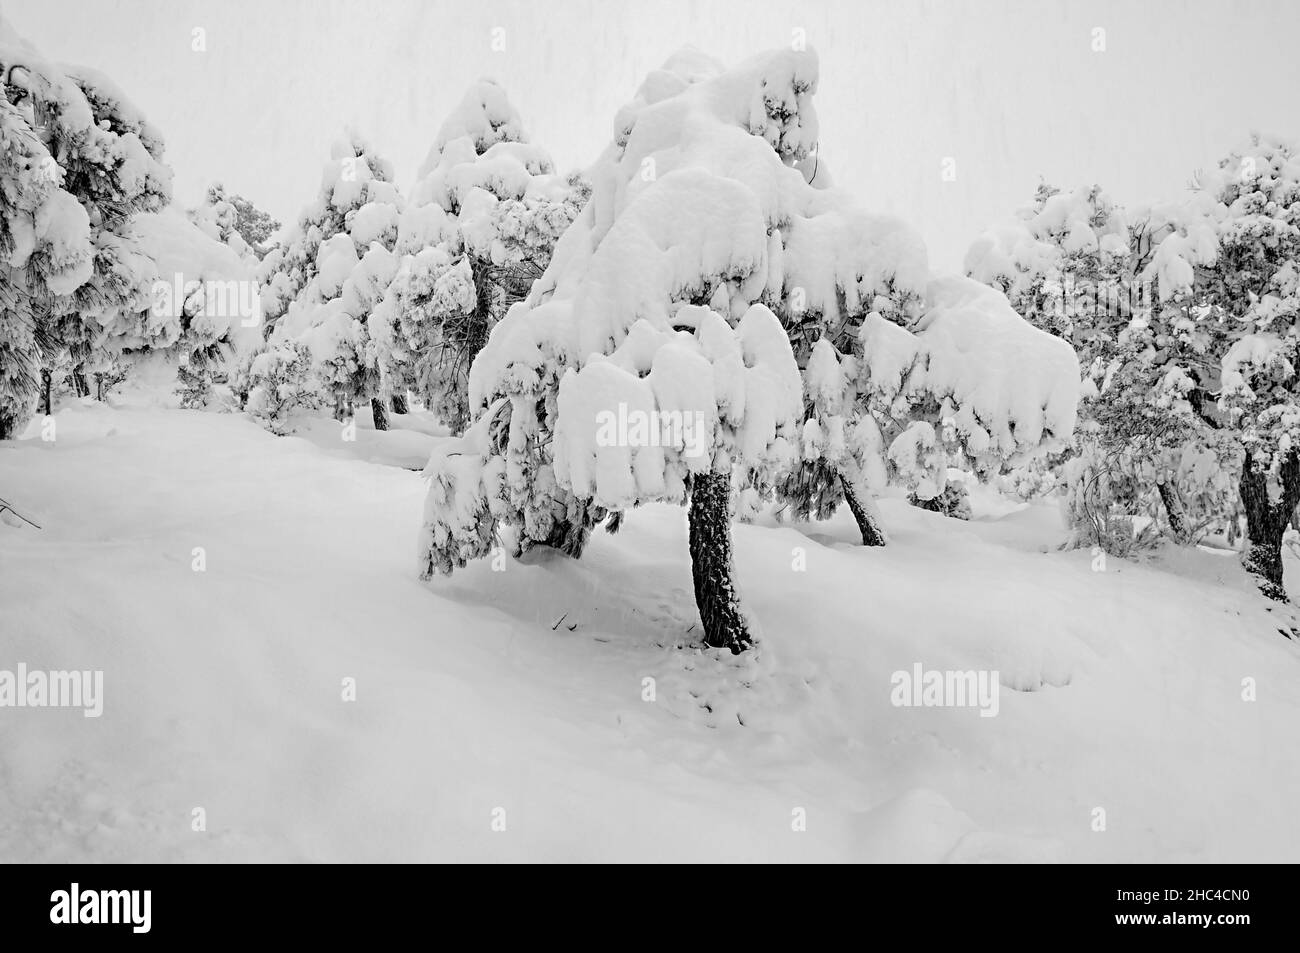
(0, 863, 1281, 941)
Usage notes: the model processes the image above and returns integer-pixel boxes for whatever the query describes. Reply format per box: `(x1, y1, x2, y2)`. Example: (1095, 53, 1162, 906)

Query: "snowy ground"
(3, 390, 1299, 863)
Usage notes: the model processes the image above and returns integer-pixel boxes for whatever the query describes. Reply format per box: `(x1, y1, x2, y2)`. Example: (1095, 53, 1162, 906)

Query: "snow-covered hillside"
(2, 390, 1297, 862)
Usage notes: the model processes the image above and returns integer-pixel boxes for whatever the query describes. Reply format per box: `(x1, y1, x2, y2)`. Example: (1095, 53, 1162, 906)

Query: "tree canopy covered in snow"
(370, 79, 587, 433)
(967, 135, 1300, 597)
(189, 182, 258, 265)
(1153, 135, 1300, 596)
(256, 134, 399, 334)
(132, 206, 260, 406)
(191, 182, 278, 260)
(420, 46, 1080, 651)
(0, 13, 176, 433)
(246, 135, 403, 431)
(963, 182, 1229, 548)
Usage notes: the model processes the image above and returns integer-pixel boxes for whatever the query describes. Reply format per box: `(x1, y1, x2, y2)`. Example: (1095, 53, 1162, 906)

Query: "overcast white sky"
(7, 0, 1298, 270)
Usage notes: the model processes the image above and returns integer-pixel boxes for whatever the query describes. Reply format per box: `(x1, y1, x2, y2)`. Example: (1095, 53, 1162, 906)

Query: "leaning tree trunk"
(390, 392, 409, 415)
(1240, 450, 1300, 602)
(688, 470, 751, 653)
(370, 397, 389, 431)
(840, 474, 887, 546)
(40, 369, 52, 417)
(1156, 477, 1191, 544)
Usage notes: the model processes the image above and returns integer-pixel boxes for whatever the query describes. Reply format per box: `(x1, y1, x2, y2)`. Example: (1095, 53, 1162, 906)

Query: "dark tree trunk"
(840, 474, 887, 546)
(94, 374, 105, 402)
(1239, 450, 1300, 602)
(390, 392, 409, 415)
(1156, 478, 1191, 543)
(40, 369, 52, 417)
(370, 397, 389, 431)
(1227, 508, 1242, 548)
(688, 470, 751, 653)
(71, 366, 89, 398)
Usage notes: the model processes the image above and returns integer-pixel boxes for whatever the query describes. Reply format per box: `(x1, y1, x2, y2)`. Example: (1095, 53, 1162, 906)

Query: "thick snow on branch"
(964, 184, 1132, 314)
(845, 276, 1080, 494)
(189, 185, 258, 264)
(129, 207, 260, 355)
(1, 17, 172, 213)
(471, 46, 927, 411)
(375, 80, 582, 432)
(1187, 136, 1300, 465)
(427, 47, 879, 571)
(265, 139, 401, 336)
(409, 79, 563, 234)
(909, 276, 1079, 462)
(0, 15, 171, 303)
(553, 303, 802, 509)
(242, 136, 406, 427)
(1, 12, 176, 361)
(423, 45, 1077, 573)
(258, 135, 400, 326)
(424, 79, 527, 166)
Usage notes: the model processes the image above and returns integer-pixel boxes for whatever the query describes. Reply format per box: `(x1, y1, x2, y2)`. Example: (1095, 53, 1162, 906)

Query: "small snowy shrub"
(246, 341, 319, 435)
(908, 482, 972, 521)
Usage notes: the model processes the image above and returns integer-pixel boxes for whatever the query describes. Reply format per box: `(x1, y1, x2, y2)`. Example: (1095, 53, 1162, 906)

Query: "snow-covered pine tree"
(130, 206, 261, 407)
(770, 187, 1079, 544)
(371, 79, 587, 433)
(193, 183, 278, 259)
(755, 147, 929, 547)
(967, 183, 1237, 548)
(249, 135, 402, 432)
(257, 134, 396, 335)
(0, 95, 91, 437)
(35, 63, 171, 404)
(228, 193, 279, 258)
(965, 182, 1133, 340)
(732, 104, 1079, 549)
(1, 16, 169, 432)
(1138, 135, 1300, 599)
(843, 275, 1079, 535)
(244, 338, 317, 434)
(189, 183, 258, 264)
(419, 48, 1078, 651)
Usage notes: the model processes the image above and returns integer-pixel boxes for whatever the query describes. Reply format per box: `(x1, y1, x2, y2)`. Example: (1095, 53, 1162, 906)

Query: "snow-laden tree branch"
(421, 46, 1080, 650)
